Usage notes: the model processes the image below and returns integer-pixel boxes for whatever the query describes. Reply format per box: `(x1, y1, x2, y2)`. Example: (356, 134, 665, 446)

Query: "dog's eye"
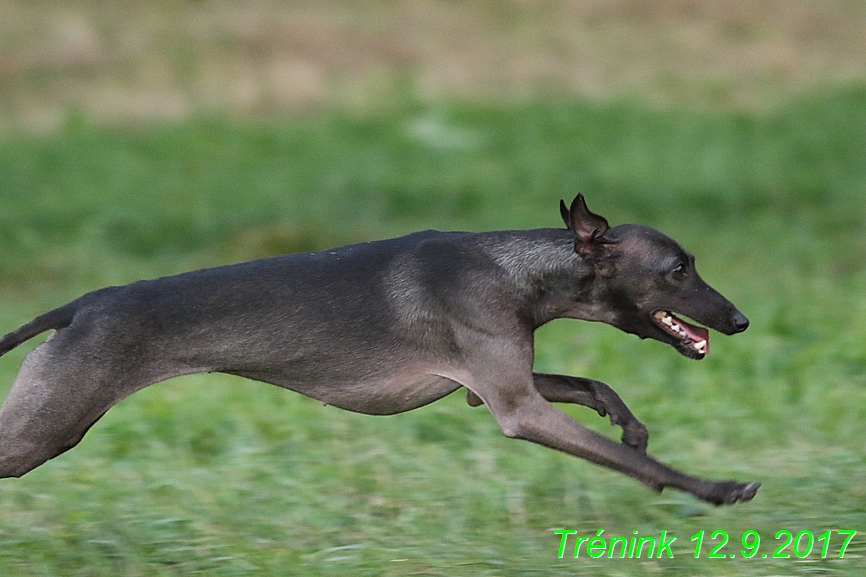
(672, 263, 687, 279)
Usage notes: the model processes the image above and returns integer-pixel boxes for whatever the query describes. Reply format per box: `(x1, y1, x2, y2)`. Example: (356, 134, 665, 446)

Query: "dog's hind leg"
(0, 342, 111, 476)
(466, 373, 648, 452)
(0, 326, 189, 478)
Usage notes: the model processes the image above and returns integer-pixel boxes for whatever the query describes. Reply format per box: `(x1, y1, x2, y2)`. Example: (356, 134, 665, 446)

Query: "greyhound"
(0, 194, 758, 505)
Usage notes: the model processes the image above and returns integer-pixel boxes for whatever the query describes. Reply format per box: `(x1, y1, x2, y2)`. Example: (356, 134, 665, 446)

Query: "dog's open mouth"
(652, 311, 709, 357)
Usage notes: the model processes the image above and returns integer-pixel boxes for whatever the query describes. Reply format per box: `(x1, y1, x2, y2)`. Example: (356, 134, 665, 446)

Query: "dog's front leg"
(467, 373, 648, 452)
(535, 373, 649, 453)
(461, 345, 758, 505)
(492, 390, 758, 504)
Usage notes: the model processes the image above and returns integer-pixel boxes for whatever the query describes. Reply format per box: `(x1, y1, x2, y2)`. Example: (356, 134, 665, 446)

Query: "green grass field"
(1, 87, 866, 575)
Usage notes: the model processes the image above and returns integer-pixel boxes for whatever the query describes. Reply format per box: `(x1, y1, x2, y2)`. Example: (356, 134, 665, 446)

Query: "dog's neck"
(477, 229, 615, 329)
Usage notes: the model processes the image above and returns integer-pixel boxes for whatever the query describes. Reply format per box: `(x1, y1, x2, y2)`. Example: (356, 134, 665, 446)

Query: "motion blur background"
(3, 0, 865, 125)
(1, 2, 865, 575)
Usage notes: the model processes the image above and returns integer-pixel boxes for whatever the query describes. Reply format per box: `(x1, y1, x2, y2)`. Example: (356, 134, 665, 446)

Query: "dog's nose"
(732, 311, 749, 332)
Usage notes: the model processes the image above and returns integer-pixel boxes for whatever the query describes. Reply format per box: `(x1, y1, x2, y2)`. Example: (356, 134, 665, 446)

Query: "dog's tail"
(0, 301, 79, 357)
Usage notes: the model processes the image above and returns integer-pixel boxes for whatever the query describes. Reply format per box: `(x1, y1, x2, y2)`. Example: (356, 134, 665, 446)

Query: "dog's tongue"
(677, 315, 710, 350)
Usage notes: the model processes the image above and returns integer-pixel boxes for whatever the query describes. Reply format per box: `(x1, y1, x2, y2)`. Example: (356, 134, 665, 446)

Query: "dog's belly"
(226, 368, 463, 416)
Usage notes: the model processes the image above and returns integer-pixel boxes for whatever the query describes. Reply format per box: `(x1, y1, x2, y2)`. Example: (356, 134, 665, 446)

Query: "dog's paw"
(707, 481, 761, 505)
(620, 419, 649, 453)
(465, 390, 484, 407)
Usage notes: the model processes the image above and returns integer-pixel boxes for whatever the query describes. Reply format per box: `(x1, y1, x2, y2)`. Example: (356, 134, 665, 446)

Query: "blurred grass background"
(1, 1, 866, 575)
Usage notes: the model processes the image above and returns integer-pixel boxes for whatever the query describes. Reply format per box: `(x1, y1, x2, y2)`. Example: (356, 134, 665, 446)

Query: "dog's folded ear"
(560, 194, 610, 258)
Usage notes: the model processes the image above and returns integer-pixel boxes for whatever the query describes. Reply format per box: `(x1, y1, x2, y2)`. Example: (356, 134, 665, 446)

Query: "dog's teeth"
(655, 311, 692, 340)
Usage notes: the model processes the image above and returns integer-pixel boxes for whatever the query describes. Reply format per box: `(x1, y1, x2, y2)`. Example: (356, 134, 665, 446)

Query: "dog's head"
(561, 194, 748, 359)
